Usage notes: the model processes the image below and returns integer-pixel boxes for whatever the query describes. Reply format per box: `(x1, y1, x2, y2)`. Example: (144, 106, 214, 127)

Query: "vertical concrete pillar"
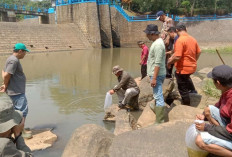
(56, 5, 73, 24)
(0, 11, 16, 22)
(72, 3, 101, 48)
(97, 5, 113, 48)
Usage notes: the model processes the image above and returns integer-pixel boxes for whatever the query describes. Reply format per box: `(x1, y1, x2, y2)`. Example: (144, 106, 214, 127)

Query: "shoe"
(118, 103, 126, 109)
(22, 129, 33, 139)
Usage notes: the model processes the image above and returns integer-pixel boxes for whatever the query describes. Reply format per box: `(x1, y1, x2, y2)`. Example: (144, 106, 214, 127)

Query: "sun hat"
(0, 103, 23, 133)
(112, 65, 123, 74)
(14, 43, 30, 52)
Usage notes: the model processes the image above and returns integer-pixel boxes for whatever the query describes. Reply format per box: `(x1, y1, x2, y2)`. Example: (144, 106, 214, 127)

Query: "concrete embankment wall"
(110, 7, 162, 47)
(185, 20, 232, 49)
(0, 22, 91, 54)
(56, 3, 101, 48)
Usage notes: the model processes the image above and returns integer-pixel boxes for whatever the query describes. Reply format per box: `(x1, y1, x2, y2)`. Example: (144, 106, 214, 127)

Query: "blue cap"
(156, 11, 165, 20)
(207, 65, 232, 87)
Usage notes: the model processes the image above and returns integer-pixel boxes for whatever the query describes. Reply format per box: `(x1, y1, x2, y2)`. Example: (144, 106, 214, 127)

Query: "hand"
(166, 51, 172, 55)
(109, 90, 115, 95)
(151, 78, 157, 87)
(0, 84, 6, 93)
(139, 62, 142, 65)
(195, 122, 205, 131)
(196, 114, 205, 120)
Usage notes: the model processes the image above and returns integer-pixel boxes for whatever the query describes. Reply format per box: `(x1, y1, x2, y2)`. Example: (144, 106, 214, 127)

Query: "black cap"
(207, 65, 232, 87)
(176, 22, 187, 31)
(143, 24, 160, 35)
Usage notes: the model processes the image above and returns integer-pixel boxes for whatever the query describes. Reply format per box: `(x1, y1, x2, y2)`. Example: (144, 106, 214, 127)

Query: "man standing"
(137, 41, 149, 80)
(109, 65, 140, 110)
(165, 27, 179, 78)
(0, 43, 32, 138)
(156, 11, 174, 47)
(167, 23, 201, 105)
(144, 24, 166, 124)
(156, 11, 174, 78)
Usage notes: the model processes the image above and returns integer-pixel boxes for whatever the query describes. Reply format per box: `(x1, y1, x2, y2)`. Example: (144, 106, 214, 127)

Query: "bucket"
(187, 147, 209, 157)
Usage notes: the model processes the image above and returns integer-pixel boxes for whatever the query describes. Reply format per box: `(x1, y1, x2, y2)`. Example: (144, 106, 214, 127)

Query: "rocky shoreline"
(61, 67, 219, 157)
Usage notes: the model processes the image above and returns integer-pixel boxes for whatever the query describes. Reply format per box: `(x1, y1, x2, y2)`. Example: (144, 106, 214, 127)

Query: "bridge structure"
(0, 3, 50, 23)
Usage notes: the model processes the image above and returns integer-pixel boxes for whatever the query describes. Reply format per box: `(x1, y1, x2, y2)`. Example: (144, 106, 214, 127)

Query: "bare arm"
(167, 55, 181, 65)
(0, 71, 11, 92)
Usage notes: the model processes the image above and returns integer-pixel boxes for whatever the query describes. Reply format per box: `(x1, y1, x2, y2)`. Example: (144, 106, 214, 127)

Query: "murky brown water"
(0, 48, 231, 157)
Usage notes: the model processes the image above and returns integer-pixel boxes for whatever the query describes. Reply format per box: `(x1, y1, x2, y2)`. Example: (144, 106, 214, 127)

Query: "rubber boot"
(155, 106, 165, 124)
(149, 101, 156, 113)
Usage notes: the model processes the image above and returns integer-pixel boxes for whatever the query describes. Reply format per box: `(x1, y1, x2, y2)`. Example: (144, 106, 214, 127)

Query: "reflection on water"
(0, 48, 142, 157)
(0, 49, 231, 157)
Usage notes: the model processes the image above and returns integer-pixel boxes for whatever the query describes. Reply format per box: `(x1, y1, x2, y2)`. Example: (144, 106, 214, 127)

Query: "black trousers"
(165, 54, 174, 78)
(175, 72, 196, 105)
(141, 64, 147, 79)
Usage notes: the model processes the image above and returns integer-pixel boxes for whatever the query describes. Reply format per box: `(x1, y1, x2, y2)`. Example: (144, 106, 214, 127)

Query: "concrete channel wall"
(0, 22, 91, 54)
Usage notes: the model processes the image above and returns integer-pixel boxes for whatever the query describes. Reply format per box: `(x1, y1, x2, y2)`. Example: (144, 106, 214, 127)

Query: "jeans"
(150, 75, 165, 107)
(9, 93, 28, 117)
(209, 105, 227, 127)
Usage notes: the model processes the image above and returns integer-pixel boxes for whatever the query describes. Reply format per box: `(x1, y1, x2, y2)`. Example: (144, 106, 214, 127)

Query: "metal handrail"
(0, 3, 49, 13)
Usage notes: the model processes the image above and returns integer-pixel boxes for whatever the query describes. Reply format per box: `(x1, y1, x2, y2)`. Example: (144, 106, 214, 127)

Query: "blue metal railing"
(175, 14, 232, 22)
(0, 3, 48, 13)
(55, 0, 232, 22)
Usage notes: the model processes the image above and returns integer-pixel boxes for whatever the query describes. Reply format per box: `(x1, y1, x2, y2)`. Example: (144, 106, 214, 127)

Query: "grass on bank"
(202, 47, 232, 54)
(203, 79, 221, 98)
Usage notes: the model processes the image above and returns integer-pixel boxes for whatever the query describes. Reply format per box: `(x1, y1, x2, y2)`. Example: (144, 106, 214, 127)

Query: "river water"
(0, 48, 231, 157)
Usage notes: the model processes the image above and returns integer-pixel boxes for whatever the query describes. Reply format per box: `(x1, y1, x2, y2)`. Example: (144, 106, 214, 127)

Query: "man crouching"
(109, 65, 140, 110)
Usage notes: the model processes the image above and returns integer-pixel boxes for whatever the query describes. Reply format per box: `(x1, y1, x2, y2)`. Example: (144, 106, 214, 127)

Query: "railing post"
(214, 14, 216, 19)
(68, 0, 72, 4)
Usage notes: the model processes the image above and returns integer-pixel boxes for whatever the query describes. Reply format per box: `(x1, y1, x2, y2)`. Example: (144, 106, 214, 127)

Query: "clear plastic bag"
(104, 92, 112, 111)
(185, 123, 208, 157)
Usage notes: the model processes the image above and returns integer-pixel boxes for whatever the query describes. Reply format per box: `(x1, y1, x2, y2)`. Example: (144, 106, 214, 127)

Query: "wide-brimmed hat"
(112, 65, 123, 74)
(0, 103, 23, 133)
(207, 65, 232, 87)
(144, 24, 160, 35)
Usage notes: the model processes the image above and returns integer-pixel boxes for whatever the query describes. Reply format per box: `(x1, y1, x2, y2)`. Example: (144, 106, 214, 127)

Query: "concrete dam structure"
(0, 1, 232, 53)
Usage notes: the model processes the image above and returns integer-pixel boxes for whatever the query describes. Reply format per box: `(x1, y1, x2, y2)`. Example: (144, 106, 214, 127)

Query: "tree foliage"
(130, 0, 232, 16)
(2, 0, 51, 9)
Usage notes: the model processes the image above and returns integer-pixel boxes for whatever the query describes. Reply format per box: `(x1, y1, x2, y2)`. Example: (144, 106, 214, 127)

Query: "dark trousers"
(175, 72, 196, 105)
(165, 54, 174, 78)
(141, 64, 147, 79)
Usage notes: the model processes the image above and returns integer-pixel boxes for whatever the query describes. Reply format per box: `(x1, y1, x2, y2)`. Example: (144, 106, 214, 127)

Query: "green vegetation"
(202, 47, 232, 54)
(203, 79, 221, 98)
(2, 0, 51, 9)
(130, 0, 232, 16)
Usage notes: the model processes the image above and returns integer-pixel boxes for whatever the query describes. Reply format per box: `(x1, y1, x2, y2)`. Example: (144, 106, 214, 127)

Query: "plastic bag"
(185, 123, 208, 157)
(185, 124, 203, 151)
(104, 92, 112, 111)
